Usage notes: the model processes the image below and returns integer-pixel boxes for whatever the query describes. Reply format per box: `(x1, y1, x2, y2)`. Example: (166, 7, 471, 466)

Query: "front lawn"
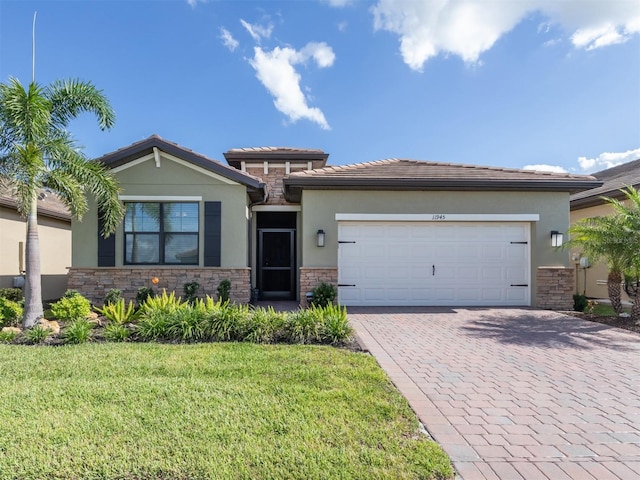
(0, 343, 453, 480)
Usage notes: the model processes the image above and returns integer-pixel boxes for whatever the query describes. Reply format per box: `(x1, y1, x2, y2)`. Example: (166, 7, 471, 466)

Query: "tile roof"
(226, 146, 325, 154)
(283, 158, 600, 202)
(570, 158, 640, 209)
(0, 188, 71, 222)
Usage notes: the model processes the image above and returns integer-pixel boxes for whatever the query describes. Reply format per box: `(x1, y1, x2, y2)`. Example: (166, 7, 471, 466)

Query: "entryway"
(256, 212, 296, 300)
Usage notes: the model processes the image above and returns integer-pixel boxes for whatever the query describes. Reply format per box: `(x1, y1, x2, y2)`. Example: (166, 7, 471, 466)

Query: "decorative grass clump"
(0, 343, 454, 479)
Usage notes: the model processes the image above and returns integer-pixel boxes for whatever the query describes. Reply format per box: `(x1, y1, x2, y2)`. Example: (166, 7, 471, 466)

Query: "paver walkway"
(348, 307, 640, 480)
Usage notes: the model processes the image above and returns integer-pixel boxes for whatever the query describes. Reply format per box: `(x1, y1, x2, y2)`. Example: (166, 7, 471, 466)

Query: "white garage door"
(338, 221, 530, 306)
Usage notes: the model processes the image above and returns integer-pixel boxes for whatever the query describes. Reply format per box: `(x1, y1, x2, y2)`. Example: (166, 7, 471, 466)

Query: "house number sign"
(431, 214, 446, 220)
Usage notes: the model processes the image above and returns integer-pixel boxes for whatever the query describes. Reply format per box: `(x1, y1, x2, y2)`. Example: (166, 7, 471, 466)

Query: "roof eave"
(98, 136, 264, 190)
(284, 177, 602, 190)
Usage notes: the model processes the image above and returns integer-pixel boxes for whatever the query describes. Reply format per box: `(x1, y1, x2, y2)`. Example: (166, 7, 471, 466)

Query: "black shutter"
(204, 202, 221, 267)
(97, 211, 116, 267)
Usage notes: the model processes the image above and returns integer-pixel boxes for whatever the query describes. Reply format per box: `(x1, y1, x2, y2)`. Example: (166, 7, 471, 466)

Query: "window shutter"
(204, 202, 221, 267)
(97, 212, 116, 267)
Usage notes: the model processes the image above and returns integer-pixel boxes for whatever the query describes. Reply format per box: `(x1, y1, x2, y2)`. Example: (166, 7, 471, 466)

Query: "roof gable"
(97, 135, 266, 201)
(570, 158, 640, 209)
(284, 158, 601, 202)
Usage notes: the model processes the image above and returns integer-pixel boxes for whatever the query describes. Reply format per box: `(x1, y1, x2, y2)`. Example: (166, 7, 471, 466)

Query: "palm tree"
(606, 187, 640, 320)
(0, 77, 124, 328)
(566, 210, 629, 314)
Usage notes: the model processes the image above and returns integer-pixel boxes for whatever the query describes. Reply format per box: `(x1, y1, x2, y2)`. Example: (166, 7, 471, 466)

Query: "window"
(124, 202, 199, 265)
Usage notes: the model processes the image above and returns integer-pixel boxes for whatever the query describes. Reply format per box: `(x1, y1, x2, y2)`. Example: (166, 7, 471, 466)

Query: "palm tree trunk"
(22, 194, 44, 328)
(607, 270, 624, 315)
(631, 293, 640, 322)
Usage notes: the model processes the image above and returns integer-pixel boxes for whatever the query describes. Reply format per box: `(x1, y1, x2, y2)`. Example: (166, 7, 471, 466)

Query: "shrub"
(96, 299, 139, 325)
(183, 281, 200, 305)
(573, 293, 588, 312)
(103, 288, 123, 306)
(310, 282, 336, 308)
(217, 279, 231, 302)
(139, 289, 186, 315)
(285, 307, 324, 344)
(63, 319, 93, 344)
(243, 306, 286, 344)
(0, 330, 18, 343)
(166, 308, 206, 342)
(104, 323, 130, 342)
(135, 287, 155, 307)
(320, 304, 352, 344)
(62, 289, 81, 299)
(0, 298, 23, 327)
(50, 293, 91, 321)
(0, 288, 24, 303)
(135, 310, 169, 341)
(24, 325, 50, 344)
(205, 303, 249, 341)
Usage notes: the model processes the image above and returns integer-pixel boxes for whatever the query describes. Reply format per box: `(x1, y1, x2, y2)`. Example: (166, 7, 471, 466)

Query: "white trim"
(335, 213, 540, 222)
(252, 205, 301, 212)
(162, 153, 237, 185)
(153, 147, 161, 168)
(110, 154, 154, 173)
(119, 195, 202, 201)
(286, 161, 291, 175)
(264, 162, 268, 175)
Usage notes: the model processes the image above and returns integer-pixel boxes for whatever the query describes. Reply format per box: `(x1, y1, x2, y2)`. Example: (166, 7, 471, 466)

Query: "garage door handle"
(510, 241, 528, 244)
(510, 284, 528, 287)
(432, 265, 435, 276)
(338, 284, 356, 287)
(338, 241, 356, 244)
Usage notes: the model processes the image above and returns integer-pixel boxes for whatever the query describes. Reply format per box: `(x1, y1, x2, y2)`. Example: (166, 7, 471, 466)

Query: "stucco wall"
(0, 206, 71, 300)
(300, 189, 572, 307)
(72, 154, 250, 268)
(570, 203, 630, 301)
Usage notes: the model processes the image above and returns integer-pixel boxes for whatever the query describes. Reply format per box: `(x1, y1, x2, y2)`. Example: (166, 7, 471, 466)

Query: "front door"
(258, 229, 296, 299)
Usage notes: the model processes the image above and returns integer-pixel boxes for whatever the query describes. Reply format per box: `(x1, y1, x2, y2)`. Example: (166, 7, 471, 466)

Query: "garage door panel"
(338, 221, 530, 306)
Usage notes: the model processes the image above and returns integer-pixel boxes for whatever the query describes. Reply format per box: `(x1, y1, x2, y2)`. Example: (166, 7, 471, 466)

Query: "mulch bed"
(561, 311, 640, 335)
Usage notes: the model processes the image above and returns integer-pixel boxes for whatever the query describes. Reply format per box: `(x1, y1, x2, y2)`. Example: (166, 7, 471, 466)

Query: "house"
(0, 189, 71, 301)
(570, 158, 640, 300)
(68, 135, 600, 309)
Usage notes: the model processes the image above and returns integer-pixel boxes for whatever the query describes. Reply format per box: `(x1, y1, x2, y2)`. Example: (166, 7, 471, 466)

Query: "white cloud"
(187, 0, 206, 7)
(249, 43, 334, 130)
(219, 28, 239, 52)
(241, 19, 273, 44)
(578, 148, 640, 172)
(523, 164, 568, 173)
(371, 0, 640, 71)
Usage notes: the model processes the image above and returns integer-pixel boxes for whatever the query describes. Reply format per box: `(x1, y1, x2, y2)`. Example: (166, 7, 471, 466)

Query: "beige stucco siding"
(570, 203, 630, 301)
(72, 155, 249, 268)
(0, 206, 71, 300)
(300, 189, 571, 307)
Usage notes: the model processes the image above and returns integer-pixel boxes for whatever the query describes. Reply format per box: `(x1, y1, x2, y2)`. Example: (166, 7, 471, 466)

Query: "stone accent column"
(536, 267, 574, 310)
(67, 267, 251, 305)
(299, 267, 338, 307)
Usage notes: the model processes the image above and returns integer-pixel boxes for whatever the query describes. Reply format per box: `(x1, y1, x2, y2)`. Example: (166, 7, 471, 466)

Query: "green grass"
(588, 302, 631, 316)
(0, 343, 453, 480)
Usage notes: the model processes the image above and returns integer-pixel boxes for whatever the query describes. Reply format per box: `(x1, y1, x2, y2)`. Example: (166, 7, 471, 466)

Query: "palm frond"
(46, 78, 115, 131)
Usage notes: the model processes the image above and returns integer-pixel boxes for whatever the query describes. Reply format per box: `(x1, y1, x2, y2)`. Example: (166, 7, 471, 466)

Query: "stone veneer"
(245, 164, 309, 205)
(299, 267, 338, 307)
(68, 267, 251, 305)
(536, 266, 575, 310)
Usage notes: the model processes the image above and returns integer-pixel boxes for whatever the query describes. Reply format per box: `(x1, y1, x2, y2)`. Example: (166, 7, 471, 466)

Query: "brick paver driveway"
(348, 308, 640, 480)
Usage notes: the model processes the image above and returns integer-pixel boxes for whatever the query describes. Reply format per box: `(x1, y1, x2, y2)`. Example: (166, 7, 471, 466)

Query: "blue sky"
(1, 0, 638, 173)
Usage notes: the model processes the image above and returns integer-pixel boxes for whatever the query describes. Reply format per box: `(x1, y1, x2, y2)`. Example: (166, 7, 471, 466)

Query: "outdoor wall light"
(316, 229, 326, 247)
(551, 230, 563, 247)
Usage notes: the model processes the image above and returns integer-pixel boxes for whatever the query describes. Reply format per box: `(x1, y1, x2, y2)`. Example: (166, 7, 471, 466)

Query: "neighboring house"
(0, 189, 71, 301)
(69, 135, 600, 309)
(570, 159, 640, 300)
